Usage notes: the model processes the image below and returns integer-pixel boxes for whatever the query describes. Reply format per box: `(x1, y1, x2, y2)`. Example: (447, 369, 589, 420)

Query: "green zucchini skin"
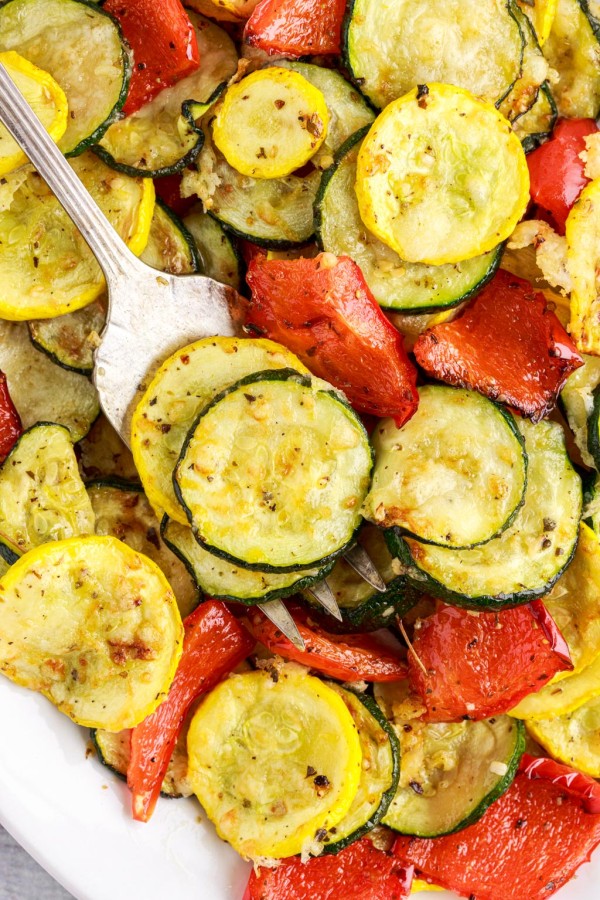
(321, 688, 400, 854)
(314, 128, 503, 314)
(183, 205, 243, 291)
(588, 385, 600, 470)
(517, 82, 558, 154)
(0, 541, 18, 566)
(174, 369, 372, 573)
(160, 515, 335, 605)
(93, 86, 223, 179)
(0, 0, 132, 157)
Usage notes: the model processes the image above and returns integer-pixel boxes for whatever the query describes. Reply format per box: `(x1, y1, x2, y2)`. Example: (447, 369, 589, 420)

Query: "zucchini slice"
(0, 536, 183, 731)
(175, 370, 373, 571)
(498, 5, 549, 124)
(131, 337, 310, 524)
(364, 387, 527, 549)
(355, 84, 530, 266)
(542, 0, 600, 118)
(511, 652, 600, 720)
(28, 201, 198, 375)
(0, 321, 99, 441)
(161, 517, 333, 605)
(213, 67, 329, 179)
(28, 299, 107, 377)
(186, 667, 363, 859)
(526, 699, 600, 776)
(387, 418, 582, 609)
(88, 481, 198, 619)
(0, 152, 154, 320)
(567, 178, 600, 355)
(187, 62, 374, 248)
(560, 354, 600, 468)
(375, 681, 524, 837)
(0, 557, 10, 578)
(0, 424, 95, 557)
(92, 720, 194, 798)
(0, 0, 130, 156)
(183, 205, 242, 291)
(0, 50, 67, 176)
(514, 81, 557, 153)
(304, 524, 419, 632)
(343, 0, 524, 109)
(320, 686, 400, 854)
(95, 14, 238, 178)
(315, 129, 502, 313)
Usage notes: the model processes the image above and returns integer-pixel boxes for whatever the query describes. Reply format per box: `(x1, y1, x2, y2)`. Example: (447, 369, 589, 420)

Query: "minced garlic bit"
(489, 760, 509, 776)
(508, 220, 572, 294)
(580, 133, 600, 180)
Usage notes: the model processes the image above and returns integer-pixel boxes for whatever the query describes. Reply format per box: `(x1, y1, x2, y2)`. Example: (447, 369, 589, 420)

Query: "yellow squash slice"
(187, 668, 362, 859)
(0, 153, 154, 320)
(355, 83, 530, 266)
(131, 337, 309, 524)
(0, 51, 67, 176)
(527, 697, 600, 776)
(567, 177, 600, 355)
(213, 67, 329, 179)
(510, 524, 600, 719)
(0, 536, 183, 731)
(517, 0, 558, 44)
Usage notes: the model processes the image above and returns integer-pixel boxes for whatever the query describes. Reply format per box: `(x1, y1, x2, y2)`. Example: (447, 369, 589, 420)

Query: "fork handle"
(0, 62, 140, 282)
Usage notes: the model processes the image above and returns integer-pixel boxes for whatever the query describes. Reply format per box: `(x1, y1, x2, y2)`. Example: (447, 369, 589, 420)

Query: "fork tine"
(344, 544, 387, 592)
(307, 580, 343, 622)
(258, 600, 305, 650)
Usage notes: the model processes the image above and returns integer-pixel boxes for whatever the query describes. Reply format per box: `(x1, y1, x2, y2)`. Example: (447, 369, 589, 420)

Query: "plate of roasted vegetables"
(1, 0, 600, 898)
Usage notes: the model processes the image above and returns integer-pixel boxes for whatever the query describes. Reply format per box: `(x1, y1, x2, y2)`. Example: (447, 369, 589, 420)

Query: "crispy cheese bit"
(508, 220, 572, 294)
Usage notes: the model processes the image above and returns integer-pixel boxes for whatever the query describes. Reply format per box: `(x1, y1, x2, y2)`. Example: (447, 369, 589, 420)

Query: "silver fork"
(0, 62, 386, 648)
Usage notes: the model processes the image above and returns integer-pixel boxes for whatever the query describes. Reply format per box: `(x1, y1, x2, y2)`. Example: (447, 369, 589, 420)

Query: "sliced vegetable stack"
(1, 1, 600, 899)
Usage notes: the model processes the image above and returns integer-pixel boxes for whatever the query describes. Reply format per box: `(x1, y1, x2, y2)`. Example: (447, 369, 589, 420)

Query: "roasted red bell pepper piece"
(527, 118, 599, 233)
(413, 269, 583, 421)
(244, 838, 414, 900)
(104, 0, 200, 116)
(519, 754, 600, 814)
(393, 759, 600, 900)
(408, 601, 572, 722)
(244, 0, 347, 57)
(246, 602, 407, 682)
(127, 600, 254, 822)
(153, 174, 196, 219)
(0, 371, 22, 463)
(245, 254, 419, 426)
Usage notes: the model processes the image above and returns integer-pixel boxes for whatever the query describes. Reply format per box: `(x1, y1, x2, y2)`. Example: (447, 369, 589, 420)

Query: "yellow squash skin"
(187, 668, 363, 859)
(0, 50, 68, 176)
(0, 536, 183, 731)
(355, 83, 530, 266)
(567, 178, 600, 355)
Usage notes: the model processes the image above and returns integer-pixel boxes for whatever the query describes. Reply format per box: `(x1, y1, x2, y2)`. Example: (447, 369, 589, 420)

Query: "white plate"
(0, 676, 598, 900)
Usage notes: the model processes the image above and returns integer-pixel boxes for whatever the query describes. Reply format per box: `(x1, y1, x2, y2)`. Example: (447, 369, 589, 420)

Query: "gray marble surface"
(0, 825, 74, 899)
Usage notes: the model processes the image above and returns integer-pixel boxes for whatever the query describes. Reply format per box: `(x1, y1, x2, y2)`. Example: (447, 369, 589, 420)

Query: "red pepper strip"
(244, 839, 414, 900)
(245, 254, 419, 427)
(519, 754, 600, 815)
(153, 174, 196, 219)
(393, 765, 600, 900)
(408, 601, 572, 722)
(0, 371, 22, 463)
(127, 600, 254, 822)
(104, 0, 200, 117)
(527, 118, 599, 233)
(413, 269, 583, 421)
(246, 602, 407, 682)
(244, 0, 347, 57)
(528, 599, 573, 666)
